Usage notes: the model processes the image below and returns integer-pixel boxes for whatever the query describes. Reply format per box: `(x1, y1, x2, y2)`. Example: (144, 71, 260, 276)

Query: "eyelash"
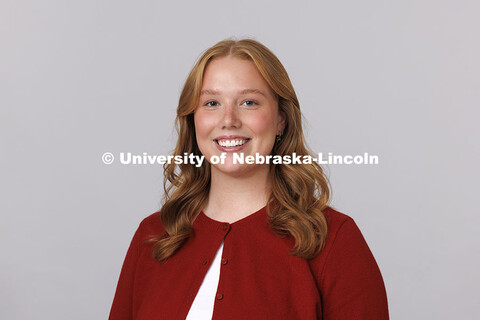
(204, 100, 259, 107)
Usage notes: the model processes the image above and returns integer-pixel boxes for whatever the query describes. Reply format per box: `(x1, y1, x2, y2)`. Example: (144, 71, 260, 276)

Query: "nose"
(220, 104, 241, 129)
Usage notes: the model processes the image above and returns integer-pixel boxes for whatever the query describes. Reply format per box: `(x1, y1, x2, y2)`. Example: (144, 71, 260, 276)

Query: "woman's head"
(194, 56, 285, 176)
(176, 39, 306, 175)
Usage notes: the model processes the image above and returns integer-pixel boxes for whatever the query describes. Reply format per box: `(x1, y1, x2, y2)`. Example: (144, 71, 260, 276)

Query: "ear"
(277, 110, 286, 134)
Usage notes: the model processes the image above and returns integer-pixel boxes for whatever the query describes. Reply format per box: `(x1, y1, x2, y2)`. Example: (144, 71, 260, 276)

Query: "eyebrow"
(200, 88, 267, 97)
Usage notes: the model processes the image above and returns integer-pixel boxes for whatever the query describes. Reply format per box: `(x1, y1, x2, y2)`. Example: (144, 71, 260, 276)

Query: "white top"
(185, 240, 224, 319)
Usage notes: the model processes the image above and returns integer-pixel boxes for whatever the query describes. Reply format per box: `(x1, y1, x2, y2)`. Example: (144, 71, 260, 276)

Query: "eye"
(204, 100, 219, 107)
(242, 100, 258, 107)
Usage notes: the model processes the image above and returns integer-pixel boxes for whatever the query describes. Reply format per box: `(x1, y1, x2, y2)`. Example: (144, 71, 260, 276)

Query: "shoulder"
(130, 211, 165, 245)
(140, 211, 164, 233)
(321, 205, 365, 242)
(322, 205, 353, 233)
(320, 206, 359, 249)
(309, 206, 373, 277)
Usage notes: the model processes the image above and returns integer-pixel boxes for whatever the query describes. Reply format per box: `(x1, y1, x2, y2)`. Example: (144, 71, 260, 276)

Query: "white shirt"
(185, 240, 224, 319)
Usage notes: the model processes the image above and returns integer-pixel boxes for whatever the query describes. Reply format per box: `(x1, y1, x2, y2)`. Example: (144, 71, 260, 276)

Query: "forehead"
(201, 56, 272, 93)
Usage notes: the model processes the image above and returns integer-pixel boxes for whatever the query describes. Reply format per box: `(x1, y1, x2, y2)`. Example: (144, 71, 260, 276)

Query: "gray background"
(1, 0, 479, 319)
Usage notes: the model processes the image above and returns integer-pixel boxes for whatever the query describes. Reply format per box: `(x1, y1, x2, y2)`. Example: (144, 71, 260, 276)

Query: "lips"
(214, 135, 251, 152)
(214, 135, 250, 145)
(214, 135, 249, 140)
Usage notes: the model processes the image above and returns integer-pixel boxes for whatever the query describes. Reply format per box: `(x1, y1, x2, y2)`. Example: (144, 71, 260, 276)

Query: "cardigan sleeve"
(319, 217, 389, 320)
(108, 219, 147, 320)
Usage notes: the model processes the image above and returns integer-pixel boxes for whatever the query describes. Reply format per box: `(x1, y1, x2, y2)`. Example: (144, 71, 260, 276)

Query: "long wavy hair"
(148, 38, 331, 261)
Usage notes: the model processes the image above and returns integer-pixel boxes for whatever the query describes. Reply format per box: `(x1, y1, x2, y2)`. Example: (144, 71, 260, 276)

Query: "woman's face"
(194, 56, 285, 177)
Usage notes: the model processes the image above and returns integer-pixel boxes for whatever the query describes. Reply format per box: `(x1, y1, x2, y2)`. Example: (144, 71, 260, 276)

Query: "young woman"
(109, 38, 389, 320)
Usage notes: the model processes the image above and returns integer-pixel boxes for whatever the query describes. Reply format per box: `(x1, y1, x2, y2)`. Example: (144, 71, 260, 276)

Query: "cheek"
(194, 111, 215, 138)
(248, 112, 277, 136)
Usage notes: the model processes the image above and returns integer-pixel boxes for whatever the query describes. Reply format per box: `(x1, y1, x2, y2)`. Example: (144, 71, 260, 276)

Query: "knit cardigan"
(108, 206, 389, 319)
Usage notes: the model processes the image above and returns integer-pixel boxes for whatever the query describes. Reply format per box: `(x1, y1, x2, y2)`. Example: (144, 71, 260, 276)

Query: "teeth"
(217, 139, 248, 147)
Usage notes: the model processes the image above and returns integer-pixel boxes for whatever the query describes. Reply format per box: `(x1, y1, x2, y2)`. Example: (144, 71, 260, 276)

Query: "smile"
(214, 137, 251, 152)
(216, 139, 249, 147)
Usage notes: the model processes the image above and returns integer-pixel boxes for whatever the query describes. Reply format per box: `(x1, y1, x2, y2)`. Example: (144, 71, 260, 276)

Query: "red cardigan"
(109, 206, 389, 319)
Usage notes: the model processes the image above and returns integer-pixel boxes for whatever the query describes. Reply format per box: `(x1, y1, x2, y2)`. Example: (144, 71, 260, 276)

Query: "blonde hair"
(148, 38, 331, 261)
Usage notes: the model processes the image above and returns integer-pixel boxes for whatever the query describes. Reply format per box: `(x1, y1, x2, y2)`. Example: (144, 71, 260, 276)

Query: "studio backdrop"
(1, 1, 478, 319)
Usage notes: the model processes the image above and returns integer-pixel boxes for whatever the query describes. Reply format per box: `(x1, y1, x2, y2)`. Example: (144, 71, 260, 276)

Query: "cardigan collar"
(193, 204, 269, 234)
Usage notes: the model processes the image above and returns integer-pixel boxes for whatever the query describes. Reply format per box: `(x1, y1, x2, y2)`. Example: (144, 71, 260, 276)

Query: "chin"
(211, 163, 259, 178)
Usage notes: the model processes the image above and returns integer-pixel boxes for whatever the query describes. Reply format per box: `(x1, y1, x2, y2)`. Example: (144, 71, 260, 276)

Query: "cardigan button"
(216, 293, 224, 300)
(203, 260, 208, 266)
(221, 224, 228, 231)
(221, 258, 228, 265)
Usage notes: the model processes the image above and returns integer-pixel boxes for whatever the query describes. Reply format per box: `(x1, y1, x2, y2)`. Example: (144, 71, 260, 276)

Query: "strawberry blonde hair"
(148, 38, 331, 261)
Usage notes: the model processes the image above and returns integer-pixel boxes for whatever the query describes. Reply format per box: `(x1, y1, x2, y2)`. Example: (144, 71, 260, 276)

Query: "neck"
(203, 165, 271, 223)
